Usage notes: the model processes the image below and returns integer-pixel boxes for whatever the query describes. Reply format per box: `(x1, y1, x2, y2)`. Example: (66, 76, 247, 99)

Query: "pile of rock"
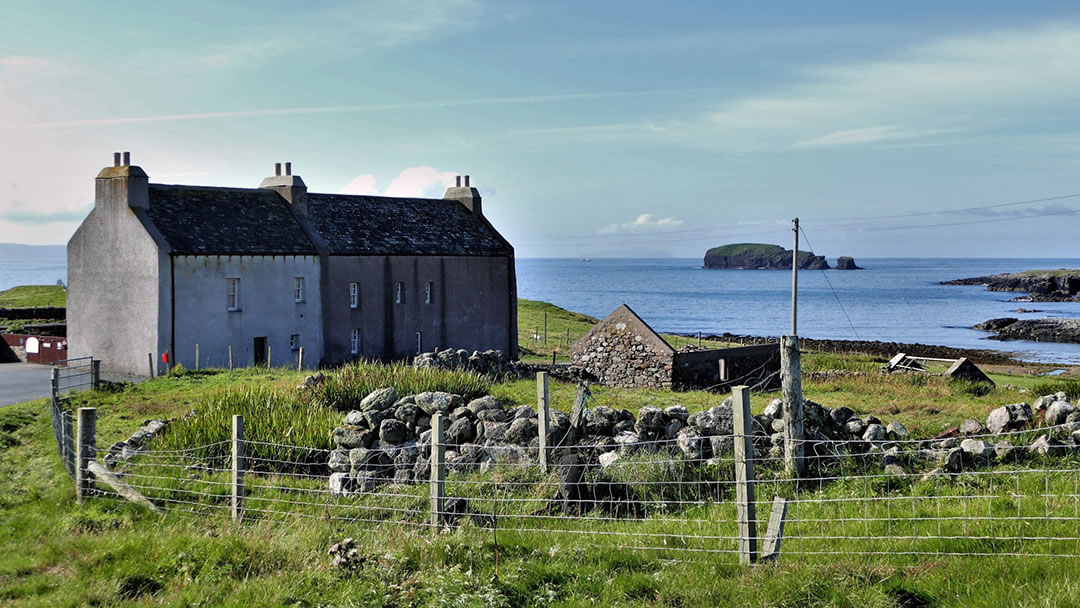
(412, 348, 521, 378)
(104, 419, 170, 467)
(327, 385, 1080, 496)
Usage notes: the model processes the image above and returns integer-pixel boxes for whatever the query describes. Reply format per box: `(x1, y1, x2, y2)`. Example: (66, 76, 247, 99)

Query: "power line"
(803, 224, 859, 343)
(850, 206, 1079, 232)
(801, 192, 1080, 224)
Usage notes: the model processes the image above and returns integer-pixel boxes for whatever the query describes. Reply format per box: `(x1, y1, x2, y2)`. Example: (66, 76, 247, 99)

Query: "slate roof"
(306, 193, 512, 256)
(146, 185, 316, 255)
(143, 185, 512, 257)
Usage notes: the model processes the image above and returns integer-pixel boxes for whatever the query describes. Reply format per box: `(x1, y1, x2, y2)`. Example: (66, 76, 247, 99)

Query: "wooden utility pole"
(791, 217, 799, 336)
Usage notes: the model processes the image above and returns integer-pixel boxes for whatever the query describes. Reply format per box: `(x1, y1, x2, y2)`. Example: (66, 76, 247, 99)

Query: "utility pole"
(791, 217, 799, 336)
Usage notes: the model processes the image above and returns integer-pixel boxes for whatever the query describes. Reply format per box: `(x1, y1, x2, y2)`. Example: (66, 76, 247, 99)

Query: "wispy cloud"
(599, 214, 684, 234)
(0, 205, 91, 225)
(340, 166, 456, 199)
(792, 125, 958, 148)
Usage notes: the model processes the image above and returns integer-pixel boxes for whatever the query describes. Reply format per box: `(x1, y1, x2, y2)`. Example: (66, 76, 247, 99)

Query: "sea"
(4, 257, 1080, 364)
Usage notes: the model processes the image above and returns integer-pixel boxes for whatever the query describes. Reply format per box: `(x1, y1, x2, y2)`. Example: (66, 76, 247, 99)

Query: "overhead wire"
(798, 224, 861, 340)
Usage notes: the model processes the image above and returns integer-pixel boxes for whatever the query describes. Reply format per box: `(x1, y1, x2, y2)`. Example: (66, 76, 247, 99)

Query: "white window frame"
(349, 282, 359, 309)
(425, 281, 433, 304)
(415, 331, 422, 355)
(395, 281, 404, 304)
(226, 278, 240, 311)
(294, 277, 305, 302)
(351, 328, 360, 355)
(289, 334, 299, 350)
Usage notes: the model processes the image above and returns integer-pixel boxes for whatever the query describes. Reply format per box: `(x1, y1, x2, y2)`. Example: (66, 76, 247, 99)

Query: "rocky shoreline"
(703, 243, 859, 270)
(974, 317, 1080, 344)
(942, 270, 1080, 302)
(684, 332, 1019, 364)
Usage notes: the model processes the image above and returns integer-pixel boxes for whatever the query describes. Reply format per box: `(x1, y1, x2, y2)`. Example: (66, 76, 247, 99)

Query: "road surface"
(0, 363, 54, 407)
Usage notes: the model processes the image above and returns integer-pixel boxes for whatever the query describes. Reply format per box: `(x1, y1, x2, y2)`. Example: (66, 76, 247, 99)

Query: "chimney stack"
(259, 161, 308, 215)
(275, 162, 282, 176)
(443, 174, 482, 216)
(95, 151, 148, 210)
(285, 162, 292, 176)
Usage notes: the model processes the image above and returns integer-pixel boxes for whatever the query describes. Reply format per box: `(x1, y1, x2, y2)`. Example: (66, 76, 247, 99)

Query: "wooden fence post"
(61, 409, 74, 476)
(267, 346, 272, 368)
(50, 368, 59, 405)
(228, 345, 233, 370)
(430, 413, 446, 528)
(76, 407, 97, 503)
(732, 385, 757, 565)
(544, 312, 548, 344)
(195, 344, 200, 370)
(232, 415, 245, 521)
(297, 347, 304, 370)
(148, 353, 155, 378)
(781, 335, 805, 477)
(537, 372, 550, 472)
(91, 359, 101, 390)
(761, 496, 789, 561)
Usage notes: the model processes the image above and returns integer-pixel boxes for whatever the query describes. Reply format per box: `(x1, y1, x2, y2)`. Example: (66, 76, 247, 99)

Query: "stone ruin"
(326, 384, 1080, 496)
(411, 348, 522, 378)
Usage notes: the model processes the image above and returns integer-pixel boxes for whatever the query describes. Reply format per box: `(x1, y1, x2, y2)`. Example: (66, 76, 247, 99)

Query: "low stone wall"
(570, 326, 672, 389)
(0, 307, 66, 320)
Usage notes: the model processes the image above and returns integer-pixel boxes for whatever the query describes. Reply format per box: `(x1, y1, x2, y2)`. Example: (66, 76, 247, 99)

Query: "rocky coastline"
(703, 243, 858, 270)
(942, 270, 1080, 302)
(973, 317, 1080, 344)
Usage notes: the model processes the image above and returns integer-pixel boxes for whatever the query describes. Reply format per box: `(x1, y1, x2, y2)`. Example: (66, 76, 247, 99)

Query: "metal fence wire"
(88, 419, 1080, 564)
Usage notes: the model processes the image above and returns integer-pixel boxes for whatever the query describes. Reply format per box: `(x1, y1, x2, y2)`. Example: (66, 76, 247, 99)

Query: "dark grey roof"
(147, 185, 317, 255)
(306, 193, 512, 256)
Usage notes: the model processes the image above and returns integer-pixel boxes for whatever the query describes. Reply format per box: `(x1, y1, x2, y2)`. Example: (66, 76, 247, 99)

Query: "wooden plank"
(761, 496, 788, 561)
(780, 336, 805, 477)
(76, 407, 96, 503)
(732, 385, 757, 565)
(537, 372, 549, 472)
(88, 461, 161, 513)
(232, 415, 244, 521)
(430, 413, 446, 528)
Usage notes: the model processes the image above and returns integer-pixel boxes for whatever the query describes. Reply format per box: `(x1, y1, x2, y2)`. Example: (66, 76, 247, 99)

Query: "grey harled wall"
(323, 255, 514, 363)
(171, 255, 323, 369)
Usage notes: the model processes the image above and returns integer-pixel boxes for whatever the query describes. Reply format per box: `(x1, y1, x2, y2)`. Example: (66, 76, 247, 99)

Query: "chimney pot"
(285, 162, 292, 176)
(113, 152, 121, 167)
(275, 163, 282, 176)
(122, 151, 130, 166)
(464, 175, 470, 187)
(455, 175, 461, 187)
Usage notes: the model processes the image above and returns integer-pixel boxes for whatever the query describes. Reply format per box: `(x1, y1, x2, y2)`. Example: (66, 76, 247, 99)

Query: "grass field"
(0, 285, 67, 308)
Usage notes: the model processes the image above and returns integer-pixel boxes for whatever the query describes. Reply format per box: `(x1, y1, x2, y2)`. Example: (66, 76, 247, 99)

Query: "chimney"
(443, 174, 482, 216)
(259, 161, 308, 216)
(95, 151, 148, 210)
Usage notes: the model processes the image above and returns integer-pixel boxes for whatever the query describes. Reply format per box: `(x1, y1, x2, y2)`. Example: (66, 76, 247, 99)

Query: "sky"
(1, 0, 1079, 259)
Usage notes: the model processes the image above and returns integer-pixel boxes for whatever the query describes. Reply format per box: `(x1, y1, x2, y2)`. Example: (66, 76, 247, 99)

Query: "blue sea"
(4, 257, 1080, 364)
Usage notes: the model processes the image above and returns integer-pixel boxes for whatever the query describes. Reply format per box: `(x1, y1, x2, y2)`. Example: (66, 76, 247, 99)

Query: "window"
(415, 331, 422, 355)
(226, 278, 240, 311)
(351, 329, 360, 355)
(294, 277, 305, 302)
(395, 281, 404, 304)
(425, 281, 433, 304)
(290, 334, 300, 350)
(349, 282, 359, 308)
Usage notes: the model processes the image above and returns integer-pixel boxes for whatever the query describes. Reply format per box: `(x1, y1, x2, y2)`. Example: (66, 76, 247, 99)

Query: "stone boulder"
(360, 387, 397, 412)
(415, 392, 464, 416)
(691, 403, 734, 436)
(985, 402, 1033, 434)
(1045, 400, 1076, 426)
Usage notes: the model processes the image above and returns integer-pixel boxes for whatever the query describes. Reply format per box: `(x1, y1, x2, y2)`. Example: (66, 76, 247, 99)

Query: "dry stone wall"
(571, 324, 673, 389)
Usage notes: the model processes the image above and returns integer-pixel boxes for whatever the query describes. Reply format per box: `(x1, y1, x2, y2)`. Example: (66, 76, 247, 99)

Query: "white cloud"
(339, 166, 457, 198)
(599, 214, 684, 234)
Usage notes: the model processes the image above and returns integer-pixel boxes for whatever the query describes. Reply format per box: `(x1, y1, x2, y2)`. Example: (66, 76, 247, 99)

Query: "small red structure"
(2, 333, 69, 365)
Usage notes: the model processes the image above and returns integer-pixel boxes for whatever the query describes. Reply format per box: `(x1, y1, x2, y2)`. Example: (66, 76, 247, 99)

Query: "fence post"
(297, 347, 304, 370)
(76, 407, 97, 504)
(148, 353, 155, 379)
(267, 346, 272, 368)
(91, 359, 101, 390)
(50, 367, 59, 405)
(229, 345, 233, 370)
(195, 344, 200, 370)
(732, 385, 757, 565)
(61, 409, 74, 477)
(537, 371, 550, 472)
(232, 414, 245, 521)
(781, 335, 805, 477)
(430, 413, 446, 528)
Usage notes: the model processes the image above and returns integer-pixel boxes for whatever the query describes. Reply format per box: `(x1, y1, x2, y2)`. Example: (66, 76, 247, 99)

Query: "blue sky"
(2, 0, 1079, 258)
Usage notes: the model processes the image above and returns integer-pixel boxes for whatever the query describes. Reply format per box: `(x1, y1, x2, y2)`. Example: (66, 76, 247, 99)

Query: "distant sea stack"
(835, 256, 862, 270)
(703, 243, 858, 270)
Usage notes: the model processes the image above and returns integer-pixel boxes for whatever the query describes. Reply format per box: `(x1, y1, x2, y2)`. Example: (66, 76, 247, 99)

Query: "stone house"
(68, 153, 516, 376)
(569, 304, 780, 391)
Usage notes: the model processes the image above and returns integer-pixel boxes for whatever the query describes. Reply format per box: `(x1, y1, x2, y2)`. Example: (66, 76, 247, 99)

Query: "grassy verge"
(0, 285, 66, 308)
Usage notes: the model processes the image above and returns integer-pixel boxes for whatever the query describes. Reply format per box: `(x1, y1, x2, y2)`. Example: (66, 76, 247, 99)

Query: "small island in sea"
(703, 243, 860, 270)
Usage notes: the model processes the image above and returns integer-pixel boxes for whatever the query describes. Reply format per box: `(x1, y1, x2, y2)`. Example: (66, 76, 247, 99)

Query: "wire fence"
(83, 414, 1080, 564)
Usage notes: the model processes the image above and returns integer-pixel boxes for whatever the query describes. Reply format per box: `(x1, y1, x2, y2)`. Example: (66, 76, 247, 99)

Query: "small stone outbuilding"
(569, 304, 781, 391)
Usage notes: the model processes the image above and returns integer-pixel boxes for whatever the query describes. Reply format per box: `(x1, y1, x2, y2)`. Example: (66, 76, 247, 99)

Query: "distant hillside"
(704, 243, 829, 270)
(0, 243, 66, 261)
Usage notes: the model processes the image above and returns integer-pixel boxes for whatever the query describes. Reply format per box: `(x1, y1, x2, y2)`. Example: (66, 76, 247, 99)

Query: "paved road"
(0, 363, 54, 407)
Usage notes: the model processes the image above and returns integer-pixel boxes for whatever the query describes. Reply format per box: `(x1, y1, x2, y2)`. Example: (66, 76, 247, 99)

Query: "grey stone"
(664, 405, 690, 423)
(483, 421, 509, 443)
(882, 446, 902, 467)
(762, 398, 783, 419)
(676, 427, 707, 460)
(987, 402, 1033, 434)
(414, 392, 464, 415)
(394, 403, 419, 426)
(343, 410, 366, 427)
(378, 418, 407, 444)
(884, 463, 906, 477)
(1045, 401, 1076, 426)
(693, 404, 734, 436)
(1030, 434, 1065, 456)
(830, 406, 855, 425)
(863, 424, 886, 442)
(959, 419, 986, 435)
(612, 419, 635, 435)
(392, 395, 416, 408)
(598, 450, 621, 468)
(446, 418, 475, 445)
(663, 419, 684, 439)
(506, 417, 538, 444)
(477, 407, 507, 422)
(614, 430, 641, 454)
(922, 468, 946, 482)
(328, 448, 350, 472)
(466, 396, 501, 415)
(709, 434, 733, 457)
(994, 440, 1021, 462)
(363, 409, 393, 430)
(846, 418, 866, 437)
(333, 427, 373, 450)
(512, 405, 538, 420)
(329, 472, 355, 497)
(960, 438, 991, 466)
(945, 447, 963, 474)
(393, 469, 414, 484)
(449, 406, 473, 422)
(1033, 393, 1061, 412)
(886, 421, 910, 441)
(586, 406, 620, 435)
(360, 387, 397, 412)
(770, 418, 786, 433)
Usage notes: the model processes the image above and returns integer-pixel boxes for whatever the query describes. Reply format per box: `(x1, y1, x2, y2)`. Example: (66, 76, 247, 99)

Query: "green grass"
(0, 285, 66, 308)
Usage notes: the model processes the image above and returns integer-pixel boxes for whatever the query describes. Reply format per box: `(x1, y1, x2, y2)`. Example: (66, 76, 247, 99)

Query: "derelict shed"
(569, 304, 781, 391)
